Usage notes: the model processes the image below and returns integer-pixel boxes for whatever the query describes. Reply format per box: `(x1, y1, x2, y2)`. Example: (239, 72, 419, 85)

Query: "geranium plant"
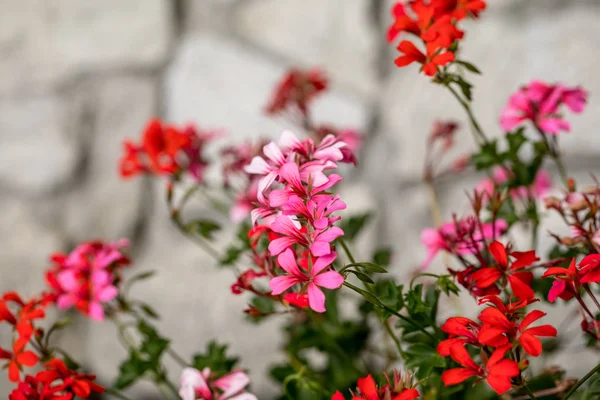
(3, 1, 600, 399)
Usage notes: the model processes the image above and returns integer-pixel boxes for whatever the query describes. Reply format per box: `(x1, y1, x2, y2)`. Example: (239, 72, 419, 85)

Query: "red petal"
(510, 250, 539, 270)
(395, 388, 420, 400)
(489, 241, 508, 268)
(16, 351, 38, 367)
(332, 391, 345, 400)
(449, 345, 479, 369)
(72, 380, 92, 398)
(519, 310, 546, 331)
(478, 307, 511, 328)
(431, 51, 455, 66)
(508, 274, 535, 301)
(478, 326, 508, 347)
(8, 362, 20, 382)
(519, 332, 542, 357)
(394, 55, 417, 67)
(437, 338, 467, 357)
(486, 373, 513, 395)
(524, 324, 557, 337)
(441, 368, 478, 385)
(357, 374, 379, 400)
(542, 266, 568, 278)
(471, 268, 503, 288)
(422, 62, 438, 76)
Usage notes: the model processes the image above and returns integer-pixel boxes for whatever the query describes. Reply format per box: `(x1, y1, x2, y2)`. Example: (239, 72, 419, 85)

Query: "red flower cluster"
(438, 295, 557, 394)
(119, 118, 216, 181)
(9, 359, 104, 400)
(265, 68, 327, 116)
(388, 0, 486, 76)
(332, 372, 419, 400)
(0, 292, 53, 382)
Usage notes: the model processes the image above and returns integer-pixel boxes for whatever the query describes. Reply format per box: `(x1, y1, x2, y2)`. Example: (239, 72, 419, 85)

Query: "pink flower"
(244, 141, 290, 203)
(269, 249, 344, 312)
(500, 80, 588, 134)
(268, 215, 344, 257)
(421, 217, 508, 267)
(45, 240, 130, 321)
(476, 167, 552, 201)
(180, 368, 257, 400)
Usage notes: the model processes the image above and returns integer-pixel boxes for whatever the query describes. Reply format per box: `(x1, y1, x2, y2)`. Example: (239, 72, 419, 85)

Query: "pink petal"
(96, 285, 118, 302)
(57, 270, 79, 291)
(279, 162, 303, 192)
(268, 237, 297, 256)
(310, 241, 332, 257)
(215, 371, 250, 398)
(88, 302, 105, 321)
(278, 130, 303, 150)
(244, 156, 270, 175)
(313, 271, 344, 289)
(307, 283, 326, 313)
(270, 277, 301, 295)
(277, 249, 304, 277)
(548, 280, 565, 303)
(263, 142, 286, 165)
(311, 252, 337, 276)
(56, 294, 76, 310)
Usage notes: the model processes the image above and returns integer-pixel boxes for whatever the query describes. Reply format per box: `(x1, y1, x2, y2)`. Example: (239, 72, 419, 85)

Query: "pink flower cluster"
(421, 216, 507, 268)
(477, 167, 552, 202)
(500, 80, 588, 134)
(244, 131, 354, 312)
(179, 368, 257, 400)
(45, 240, 130, 321)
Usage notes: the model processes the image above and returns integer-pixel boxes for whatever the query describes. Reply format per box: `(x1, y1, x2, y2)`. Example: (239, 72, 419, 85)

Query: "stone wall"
(1, 0, 600, 398)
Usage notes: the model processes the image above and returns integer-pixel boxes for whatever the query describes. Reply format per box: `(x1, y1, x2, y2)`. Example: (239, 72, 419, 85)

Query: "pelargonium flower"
(0, 343, 38, 383)
(543, 258, 580, 302)
(269, 249, 343, 313)
(471, 241, 538, 300)
(265, 68, 327, 116)
(500, 81, 588, 134)
(45, 240, 130, 321)
(35, 359, 104, 399)
(394, 40, 455, 76)
(441, 345, 518, 395)
(437, 317, 481, 356)
(119, 118, 217, 181)
(476, 167, 552, 202)
(332, 372, 419, 400)
(578, 254, 600, 284)
(179, 367, 257, 400)
(421, 216, 508, 267)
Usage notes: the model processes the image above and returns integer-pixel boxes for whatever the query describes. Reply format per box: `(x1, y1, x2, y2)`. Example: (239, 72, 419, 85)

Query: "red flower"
(478, 300, 557, 357)
(0, 344, 39, 382)
(437, 317, 481, 356)
(471, 241, 538, 300)
(578, 254, 600, 284)
(394, 40, 455, 76)
(231, 270, 266, 295)
(265, 68, 328, 115)
(543, 258, 580, 302)
(442, 345, 518, 395)
(36, 359, 104, 399)
(334, 372, 419, 400)
(282, 293, 310, 309)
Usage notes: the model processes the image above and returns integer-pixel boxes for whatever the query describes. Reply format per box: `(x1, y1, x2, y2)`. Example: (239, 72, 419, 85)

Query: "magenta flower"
(477, 167, 552, 201)
(421, 217, 508, 267)
(179, 367, 257, 400)
(500, 80, 588, 134)
(46, 239, 130, 321)
(268, 215, 344, 257)
(269, 248, 344, 312)
(244, 141, 289, 202)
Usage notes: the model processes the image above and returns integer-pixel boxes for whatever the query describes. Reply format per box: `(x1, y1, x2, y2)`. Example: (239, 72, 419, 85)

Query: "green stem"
(444, 82, 488, 144)
(409, 273, 441, 291)
(383, 318, 407, 359)
(563, 363, 600, 399)
(343, 281, 437, 341)
(104, 388, 135, 400)
(338, 238, 357, 263)
(522, 383, 538, 400)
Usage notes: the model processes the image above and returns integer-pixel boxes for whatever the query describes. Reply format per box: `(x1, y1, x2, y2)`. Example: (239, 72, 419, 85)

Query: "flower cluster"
(421, 215, 507, 268)
(243, 131, 354, 312)
(439, 295, 557, 394)
(10, 359, 104, 400)
(388, 0, 486, 75)
(265, 68, 327, 117)
(332, 372, 419, 400)
(119, 118, 217, 181)
(0, 292, 52, 382)
(45, 239, 130, 321)
(179, 367, 257, 400)
(500, 80, 588, 135)
(477, 166, 552, 203)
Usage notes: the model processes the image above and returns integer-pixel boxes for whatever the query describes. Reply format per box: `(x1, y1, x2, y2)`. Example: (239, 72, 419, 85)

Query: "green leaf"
(124, 270, 156, 292)
(436, 275, 460, 296)
(186, 219, 221, 239)
(220, 246, 244, 265)
(471, 140, 500, 170)
(344, 262, 387, 274)
(344, 282, 383, 307)
(339, 213, 372, 242)
(372, 248, 392, 267)
(346, 270, 375, 284)
(192, 341, 239, 377)
(139, 303, 160, 319)
(114, 358, 141, 390)
(453, 75, 473, 101)
(506, 128, 527, 153)
(455, 60, 481, 74)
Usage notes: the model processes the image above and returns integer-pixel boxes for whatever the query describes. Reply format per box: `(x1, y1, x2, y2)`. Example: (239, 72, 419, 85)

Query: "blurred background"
(1, 0, 600, 398)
